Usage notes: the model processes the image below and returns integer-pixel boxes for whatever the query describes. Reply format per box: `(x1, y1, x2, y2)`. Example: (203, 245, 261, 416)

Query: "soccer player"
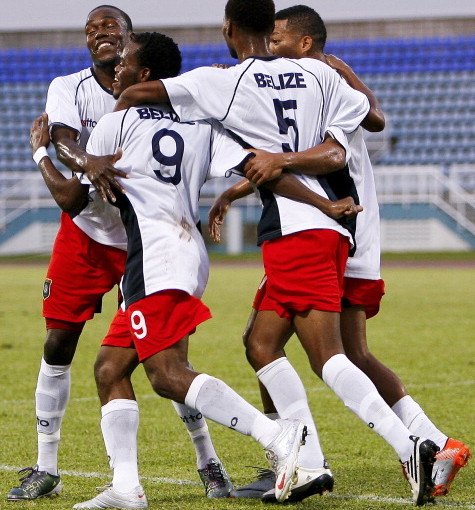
(30, 32, 309, 508)
(210, 4, 470, 503)
(112, 0, 442, 506)
(7, 6, 234, 501)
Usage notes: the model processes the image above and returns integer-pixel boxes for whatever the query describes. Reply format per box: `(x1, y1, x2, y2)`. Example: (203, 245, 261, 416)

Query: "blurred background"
(1, 0, 474, 255)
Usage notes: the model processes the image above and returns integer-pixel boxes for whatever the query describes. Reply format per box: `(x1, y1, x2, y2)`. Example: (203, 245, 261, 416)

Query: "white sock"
(185, 373, 281, 448)
(322, 354, 415, 463)
(35, 358, 71, 475)
(171, 400, 219, 470)
(392, 395, 448, 450)
(257, 357, 326, 469)
(101, 399, 140, 492)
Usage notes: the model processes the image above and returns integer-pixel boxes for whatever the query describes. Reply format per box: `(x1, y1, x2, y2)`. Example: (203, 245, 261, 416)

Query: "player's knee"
(245, 340, 273, 371)
(345, 347, 373, 371)
(44, 328, 81, 365)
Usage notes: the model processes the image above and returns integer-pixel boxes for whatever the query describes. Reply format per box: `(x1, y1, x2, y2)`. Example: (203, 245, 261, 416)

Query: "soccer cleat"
(432, 438, 471, 497)
(72, 485, 148, 509)
(262, 465, 334, 503)
(401, 436, 439, 506)
(6, 466, 62, 501)
(264, 419, 307, 503)
(197, 458, 233, 498)
(229, 467, 275, 498)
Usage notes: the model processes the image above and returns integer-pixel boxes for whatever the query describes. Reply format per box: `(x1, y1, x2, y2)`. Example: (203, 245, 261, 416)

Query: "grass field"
(0, 257, 474, 509)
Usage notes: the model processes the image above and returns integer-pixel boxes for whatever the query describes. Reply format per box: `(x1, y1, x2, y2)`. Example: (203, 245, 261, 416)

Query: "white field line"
(0, 464, 198, 486)
(1, 379, 474, 406)
(1, 465, 474, 508)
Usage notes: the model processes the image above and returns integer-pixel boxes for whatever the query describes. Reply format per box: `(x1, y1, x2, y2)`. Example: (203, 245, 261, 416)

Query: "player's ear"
(140, 67, 151, 82)
(301, 35, 313, 55)
(223, 18, 232, 38)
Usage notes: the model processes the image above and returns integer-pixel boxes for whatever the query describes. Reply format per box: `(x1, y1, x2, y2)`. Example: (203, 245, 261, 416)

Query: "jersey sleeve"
(324, 69, 370, 135)
(207, 120, 251, 180)
(162, 67, 236, 122)
(86, 113, 121, 157)
(45, 76, 82, 137)
(325, 126, 351, 163)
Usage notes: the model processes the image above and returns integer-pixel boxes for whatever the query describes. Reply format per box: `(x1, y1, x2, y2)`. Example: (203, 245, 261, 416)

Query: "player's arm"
(243, 135, 345, 185)
(30, 113, 89, 214)
(325, 54, 385, 132)
(114, 80, 169, 111)
(209, 174, 361, 243)
(51, 125, 125, 203)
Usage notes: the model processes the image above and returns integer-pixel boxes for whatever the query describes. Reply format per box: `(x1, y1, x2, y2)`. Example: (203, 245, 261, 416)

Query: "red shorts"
(342, 277, 385, 319)
(43, 212, 126, 324)
(103, 290, 212, 362)
(261, 229, 349, 320)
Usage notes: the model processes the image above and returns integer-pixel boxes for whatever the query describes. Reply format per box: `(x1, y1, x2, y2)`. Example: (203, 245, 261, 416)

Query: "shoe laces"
(245, 466, 274, 480)
(202, 462, 226, 487)
(17, 467, 38, 483)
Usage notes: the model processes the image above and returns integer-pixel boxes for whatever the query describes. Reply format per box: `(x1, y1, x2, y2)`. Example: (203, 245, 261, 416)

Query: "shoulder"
(48, 68, 93, 93)
(95, 110, 127, 129)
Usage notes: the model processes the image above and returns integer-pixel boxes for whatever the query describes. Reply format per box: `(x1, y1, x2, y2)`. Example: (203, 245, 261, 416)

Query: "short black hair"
(89, 5, 133, 32)
(134, 32, 182, 80)
(225, 0, 275, 35)
(275, 5, 327, 50)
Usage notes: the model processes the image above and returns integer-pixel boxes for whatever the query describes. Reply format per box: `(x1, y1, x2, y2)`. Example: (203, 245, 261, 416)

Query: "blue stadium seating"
(1, 34, 475, 171)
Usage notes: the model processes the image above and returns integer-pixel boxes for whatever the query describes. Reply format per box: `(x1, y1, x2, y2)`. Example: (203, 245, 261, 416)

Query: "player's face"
(85, 7, 130, 67)
(112, 42, 146, 99)
(270, 19, 305, 59)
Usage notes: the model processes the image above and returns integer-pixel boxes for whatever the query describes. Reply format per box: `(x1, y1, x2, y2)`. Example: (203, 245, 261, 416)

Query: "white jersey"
(344, 127, 381, 280)
(86, 104, 249, 308)
(45, 67, 127, 250)
(162, 56, 369, 245)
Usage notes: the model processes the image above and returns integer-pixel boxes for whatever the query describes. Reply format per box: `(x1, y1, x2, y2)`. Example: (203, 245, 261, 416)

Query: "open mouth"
(96, 41, 115, 52)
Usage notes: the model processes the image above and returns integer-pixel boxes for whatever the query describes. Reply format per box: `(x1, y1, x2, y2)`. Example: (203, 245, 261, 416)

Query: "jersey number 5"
(152, 129, 184, 185)
(273, 99, 299, 153)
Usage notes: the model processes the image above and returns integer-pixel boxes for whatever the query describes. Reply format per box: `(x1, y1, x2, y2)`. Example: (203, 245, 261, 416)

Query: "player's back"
(165, 56, 367, 154)
(87, 103, 247, 305)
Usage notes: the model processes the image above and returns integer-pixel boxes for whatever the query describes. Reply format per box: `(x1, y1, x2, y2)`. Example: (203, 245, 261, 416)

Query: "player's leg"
(98, 307, 232, 500)
(341, 305, 407, 406)
(142, 337, 306, 503)
(242, 276, 284, 416)
(171, 362, 233, 499)
(341, 280, 471, 496)
(8, 214, 127, 502)
(294, 308, 439, 504)
(134, 290, 306, 502)
(74, 311, 145, 510)
(245, 309, 332, 502)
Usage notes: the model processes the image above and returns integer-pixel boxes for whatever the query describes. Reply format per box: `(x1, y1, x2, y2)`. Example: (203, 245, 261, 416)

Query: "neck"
(309, 50, 325, 63)
(92, 63, 116, 91)
(235, 35, 273, 62)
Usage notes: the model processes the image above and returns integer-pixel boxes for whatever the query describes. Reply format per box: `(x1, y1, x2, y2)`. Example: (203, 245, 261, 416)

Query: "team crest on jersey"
(43, 278, 52, 300)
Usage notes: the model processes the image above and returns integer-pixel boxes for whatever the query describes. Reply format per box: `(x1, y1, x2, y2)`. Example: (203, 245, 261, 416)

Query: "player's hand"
(83, 149, 126, 202)
(242, 149, 285, 186)
(211, 63, 231, 69)
(324, 54, 350, 73)
(30, 113, 50, 153)
(324, 196, 363, 220)
(208, 195, 232, 243)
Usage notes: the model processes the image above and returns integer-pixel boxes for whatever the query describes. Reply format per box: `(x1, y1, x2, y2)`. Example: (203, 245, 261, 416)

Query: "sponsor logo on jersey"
(81, 118, 97, 128)
(43, 278, 52, 300)
(254, 72, 307, 90)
